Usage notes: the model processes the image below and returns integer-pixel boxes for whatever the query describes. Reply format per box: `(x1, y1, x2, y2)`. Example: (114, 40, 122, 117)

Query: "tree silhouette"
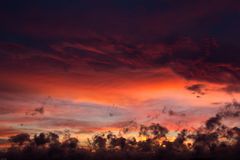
(34, 133, 50, 147)
(9, 133, 30, 146)
(92, 134, 107, 151)
(3, 106, 240, 160)
(139, 123, 168, 140)
(62, 138, 79, 149)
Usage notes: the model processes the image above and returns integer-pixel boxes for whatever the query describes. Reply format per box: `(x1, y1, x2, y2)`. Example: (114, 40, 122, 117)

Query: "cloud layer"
(0, 0, 240, 139)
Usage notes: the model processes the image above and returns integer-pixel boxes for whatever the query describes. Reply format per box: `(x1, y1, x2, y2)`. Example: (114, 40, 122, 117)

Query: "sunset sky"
(0, 0, 240, 143)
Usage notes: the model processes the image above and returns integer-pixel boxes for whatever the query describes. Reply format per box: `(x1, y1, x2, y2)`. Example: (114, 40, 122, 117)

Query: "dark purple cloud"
(222, 85, 240, 93)
(0, 0, 239, 86)
(186, 84, 206, 96)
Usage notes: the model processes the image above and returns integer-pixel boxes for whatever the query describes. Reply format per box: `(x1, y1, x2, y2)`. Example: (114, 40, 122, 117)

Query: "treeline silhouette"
(1, 101, 240, 160)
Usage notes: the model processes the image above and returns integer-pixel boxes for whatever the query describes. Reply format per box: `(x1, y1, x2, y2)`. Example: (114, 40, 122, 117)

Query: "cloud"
(0, 0, 240, 140)
(1, 0, 238, 40)
(185, 84, 206, 97)
(34, 107, 44, 114)
(1, 33, 240, 88)
(25, 107, 45, 116)
(0, 0, 239, 86)
(0, 127, 20, 137)
(0, 138, 7, 144)
(205, 100, 240, 130)
(205, 115, 222, 130)
(222, 84, 240, 93)
(0, 43, 70, 73)
(167, 109, 186, 117)
(0, 81, 34, 95)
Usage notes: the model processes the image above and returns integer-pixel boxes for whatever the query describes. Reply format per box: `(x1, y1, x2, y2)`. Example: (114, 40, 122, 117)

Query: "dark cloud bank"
(0, 0, 239, 87)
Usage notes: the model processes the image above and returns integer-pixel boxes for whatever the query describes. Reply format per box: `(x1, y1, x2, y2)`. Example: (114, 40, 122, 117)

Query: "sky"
(0, 0, 240, 142)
